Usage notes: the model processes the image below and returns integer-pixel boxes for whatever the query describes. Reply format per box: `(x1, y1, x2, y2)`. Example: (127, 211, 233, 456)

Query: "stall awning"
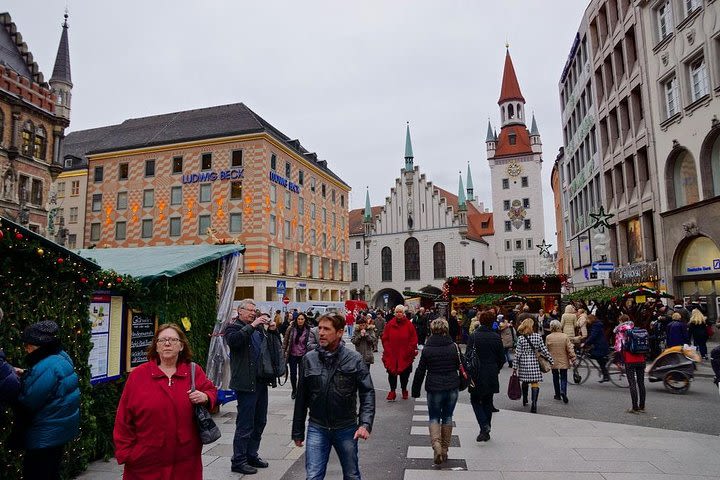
(77, 244, 244, 282)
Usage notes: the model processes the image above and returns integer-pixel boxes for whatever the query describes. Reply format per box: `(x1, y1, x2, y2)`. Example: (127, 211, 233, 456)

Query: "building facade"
(348, 126, 494, 308)
(637, 0, 720, 318)
(0, 12, 71, 233)
(67, 103, 351, 302)
(487, 49, 546, 276)
(550, 148, 568, 278)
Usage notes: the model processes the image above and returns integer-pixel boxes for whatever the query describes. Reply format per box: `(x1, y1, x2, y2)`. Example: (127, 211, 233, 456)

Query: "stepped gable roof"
(494, 125, 532, 158)
(50, 14, 71, 85)
(498, 49, 525, 104)
(0, 12, 44, 83)
(65, 102, 349, 188)
(349, 206, 382, 235)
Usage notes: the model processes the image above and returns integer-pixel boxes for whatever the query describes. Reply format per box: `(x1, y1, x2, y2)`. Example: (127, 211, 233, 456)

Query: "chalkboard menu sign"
(128, 311, 156, 369)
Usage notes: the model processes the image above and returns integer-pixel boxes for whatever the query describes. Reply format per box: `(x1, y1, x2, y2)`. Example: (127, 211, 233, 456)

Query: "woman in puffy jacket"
(561, 305, 577, 340)
(16, 320, 80, 479)
(545, 320, 576, 403)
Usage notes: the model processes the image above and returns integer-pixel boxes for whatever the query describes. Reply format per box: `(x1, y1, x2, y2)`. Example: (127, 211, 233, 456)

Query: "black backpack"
(624, 328, 650, 354)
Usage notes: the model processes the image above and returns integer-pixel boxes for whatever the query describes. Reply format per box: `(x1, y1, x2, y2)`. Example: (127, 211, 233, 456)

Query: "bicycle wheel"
(607, 357, 629, 388)
(572, 357, 590, 385)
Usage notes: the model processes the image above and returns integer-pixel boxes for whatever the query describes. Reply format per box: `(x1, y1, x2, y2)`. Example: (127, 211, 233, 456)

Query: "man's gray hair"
(237, 298, 256, 311)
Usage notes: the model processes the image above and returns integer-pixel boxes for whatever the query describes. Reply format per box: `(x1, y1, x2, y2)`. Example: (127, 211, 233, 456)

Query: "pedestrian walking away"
(614, 316, 647, 413)
(545, 320, 576, 403)
(381, 305, 418, 401)
(513, 318, 553, 414)
(582, 314, 611, 383)
(688, 308, 709, 359)
(292, 313, 375, 480)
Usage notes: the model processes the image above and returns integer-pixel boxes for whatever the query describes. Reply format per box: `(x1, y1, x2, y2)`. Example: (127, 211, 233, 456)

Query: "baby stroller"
(646, 345, 700, 394)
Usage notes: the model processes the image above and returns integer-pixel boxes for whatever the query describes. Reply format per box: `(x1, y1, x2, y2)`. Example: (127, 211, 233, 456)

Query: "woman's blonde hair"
(517, 318, 534, 335)
(689, 309, 706, 325)
(671, 312, 682, 321)
(430, 318, 449, 336)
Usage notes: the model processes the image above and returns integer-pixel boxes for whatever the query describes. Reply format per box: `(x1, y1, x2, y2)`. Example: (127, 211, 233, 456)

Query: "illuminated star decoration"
(589, 206, 614, 230)
(536, 239, 552, 256)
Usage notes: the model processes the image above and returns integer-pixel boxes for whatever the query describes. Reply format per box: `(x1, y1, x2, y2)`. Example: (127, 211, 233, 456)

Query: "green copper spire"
(363, 187, 372, 222)
(458, 172, 467, 211)
(404, 122, 414, 171)
(466, 162, 474, 197)
(485, 120, 494, 142)
(530, 113, 539, 136)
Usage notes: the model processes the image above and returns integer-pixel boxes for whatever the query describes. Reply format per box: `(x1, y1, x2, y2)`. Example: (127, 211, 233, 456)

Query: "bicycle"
(572, 350, 629, 388)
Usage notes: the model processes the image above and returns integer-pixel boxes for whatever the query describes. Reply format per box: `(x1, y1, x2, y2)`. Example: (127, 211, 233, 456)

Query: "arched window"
(711, 135, 720, 198)
(501, 106, 506, 123)
(404, 237, 420, 280)
(672, 150, 700, 208)
(517, 103, 522, 119)
(21, 120, 33, 156)
(433, 242, 446, 279)
(482, 260, 486, 276)
(699, 127, 720, 198)
(508, 103, 515, 119)
(381, 247, 392, 282)
(34, 126, 47, 160)
(471, 259, 476, 276)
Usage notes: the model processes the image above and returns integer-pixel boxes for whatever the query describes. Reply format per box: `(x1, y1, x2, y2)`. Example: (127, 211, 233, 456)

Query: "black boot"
(521, 382, 529, 406)
(476, 424, 491, 442)
(530, 387, 539, 413)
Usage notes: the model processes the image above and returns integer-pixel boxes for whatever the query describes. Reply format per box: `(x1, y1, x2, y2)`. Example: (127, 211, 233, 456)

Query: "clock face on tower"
(506, 161, 522, 177)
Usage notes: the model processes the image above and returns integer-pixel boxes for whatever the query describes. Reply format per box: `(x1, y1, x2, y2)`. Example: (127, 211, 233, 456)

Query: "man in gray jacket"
(292, 313, 375, 479)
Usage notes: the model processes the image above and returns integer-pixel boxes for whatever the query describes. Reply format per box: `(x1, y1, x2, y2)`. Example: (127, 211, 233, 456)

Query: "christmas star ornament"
(536, 239, 552, 256)
(590, 206, 614, 230)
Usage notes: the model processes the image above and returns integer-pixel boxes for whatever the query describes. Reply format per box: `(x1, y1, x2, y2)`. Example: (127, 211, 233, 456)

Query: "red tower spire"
(498, 49, 525, 105)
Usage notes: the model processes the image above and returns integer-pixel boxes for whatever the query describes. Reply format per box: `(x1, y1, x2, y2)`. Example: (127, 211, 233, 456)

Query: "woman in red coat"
(114, 323, 218, 480)
(381, 305, 418, 401)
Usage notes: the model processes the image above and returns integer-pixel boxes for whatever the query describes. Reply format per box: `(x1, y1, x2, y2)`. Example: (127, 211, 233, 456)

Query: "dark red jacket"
(113, 361, 217, 480)
(381, 316, 418, 374)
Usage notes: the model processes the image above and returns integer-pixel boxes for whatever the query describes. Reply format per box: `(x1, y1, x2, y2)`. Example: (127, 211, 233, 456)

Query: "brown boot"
(429, 423, 442, 465)
(440, 424, 453, 462)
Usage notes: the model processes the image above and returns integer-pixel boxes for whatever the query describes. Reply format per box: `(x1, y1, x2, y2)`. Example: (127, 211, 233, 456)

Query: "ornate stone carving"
(661, 51, 669, 66)
(686, 28, 695, 46)
(682, 220, 699, 237)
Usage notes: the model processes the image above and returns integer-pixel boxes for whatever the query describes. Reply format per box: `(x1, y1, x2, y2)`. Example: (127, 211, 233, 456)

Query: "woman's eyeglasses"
(157, 337, 181, 344)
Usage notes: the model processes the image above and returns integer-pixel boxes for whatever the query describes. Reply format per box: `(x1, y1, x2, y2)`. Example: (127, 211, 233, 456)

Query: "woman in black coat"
(466, 311, 504, 442)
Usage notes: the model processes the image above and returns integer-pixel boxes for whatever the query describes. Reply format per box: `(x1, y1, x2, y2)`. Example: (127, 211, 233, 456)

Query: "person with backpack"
(614, 314, 647, 413)
(581, 314, 610, 383)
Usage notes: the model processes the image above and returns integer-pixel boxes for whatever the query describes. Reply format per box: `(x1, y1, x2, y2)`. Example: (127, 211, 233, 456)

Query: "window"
(322, 208, 327, 222)
(298, 197, 305, 215)
(201, 153, 212, 170)
(298, 225, 304, 243)
(90, 223, 101, 242)
(321, 184, 326, 198)
(504, 220, 512, 232)
(481, 221, 489, 228)
(30, 179, 42, 205)
(198, 215, 211, 235)
(199, 184, 211, 203)
(381, 247, 392, 281)
(322, 233, 327, 249)
(332, 212, 336, 226)
(404, 237, 420, 280)
(270, 185, 277, 204)
(285, 162, 291, 178)
(656, 1, 672, 41)
(71, 180, 79, 196)
(33, 126, 46, 159)
(340, 195, 344, 207)
(310, 228, 316, 245)
(141, 219, 153, 238)
(269, 214, 276, 235)
(672, 150, 700, 207)
(172, 156, 183, 174)
(433, 242, 446, 279)
(310, 177, 316, 192)
(119, 163, 129, 180)
(515, 239, 522, 250)
(231, 150, 243, 167)
(502, 178, 509, 189)
(527, 238, 533, 249)
(505, 240, 512, 251)
(115, 221, 127, 240)
(231, 182, 242, 200)
(509, 133, 517, 145)
(285, 220, 292, 239)
(503, 200, 510, 210)
(230, 213, 242, 233)
(69, 207, 78, 224)
(311, 203, 316, 219)
(67, 234, 77, 249)
(270, 153, 277, 171)
(171, 186, 182, 205)
(351, 263, 358, 282)
(524, 219, 532, 230)
(21, 121, 33, 155)
(521, 176, 529, 187)
(299, 170, 304, 185)
(57, 182, 65, 198)
(117, 191, 128, 210)
(94, 166, 104, 183)
(284, 190, 291, 209)
(331, 189, 336, 203)
(143, 189, 154, 208)
(145, 159, 155, 177)
(92, 193, 102, 212)
(169, 217, 181, 237)
(689, 57, 709, 102)
(356, 240, 361, 249)
(513, 260, 526, 275)
(683, 0, 700, 18)
(523, 198, 530, 208)
(664, 75, 680, 117)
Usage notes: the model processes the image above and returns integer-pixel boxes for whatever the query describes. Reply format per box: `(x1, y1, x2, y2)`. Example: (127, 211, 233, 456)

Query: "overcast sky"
(9, 0, 589, 253)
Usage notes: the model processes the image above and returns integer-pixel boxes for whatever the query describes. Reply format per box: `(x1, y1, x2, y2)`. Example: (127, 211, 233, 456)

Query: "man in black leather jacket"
(292, 313, 375, 480)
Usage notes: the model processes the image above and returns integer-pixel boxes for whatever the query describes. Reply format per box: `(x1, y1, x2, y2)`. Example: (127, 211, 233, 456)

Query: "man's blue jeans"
(305, 423, 361, 479)
(232, 384, 268, 468)
(426, 388, 458, 424)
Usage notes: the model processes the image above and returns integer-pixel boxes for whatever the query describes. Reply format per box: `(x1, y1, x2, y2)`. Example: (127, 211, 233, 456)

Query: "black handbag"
(190, 362, 221, 445)
(454, 344, 470, 391)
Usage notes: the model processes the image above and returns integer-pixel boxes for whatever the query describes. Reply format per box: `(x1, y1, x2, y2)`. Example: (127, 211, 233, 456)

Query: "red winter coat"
(381, 316, 418, 374)
(113, 360, 218, 480)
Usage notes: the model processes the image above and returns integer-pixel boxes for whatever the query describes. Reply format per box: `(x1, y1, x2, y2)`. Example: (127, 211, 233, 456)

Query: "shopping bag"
(507, 371, 521, 400)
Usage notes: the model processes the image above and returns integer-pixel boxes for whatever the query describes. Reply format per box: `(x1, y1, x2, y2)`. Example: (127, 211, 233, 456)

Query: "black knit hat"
(21, 320, 59, 346)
